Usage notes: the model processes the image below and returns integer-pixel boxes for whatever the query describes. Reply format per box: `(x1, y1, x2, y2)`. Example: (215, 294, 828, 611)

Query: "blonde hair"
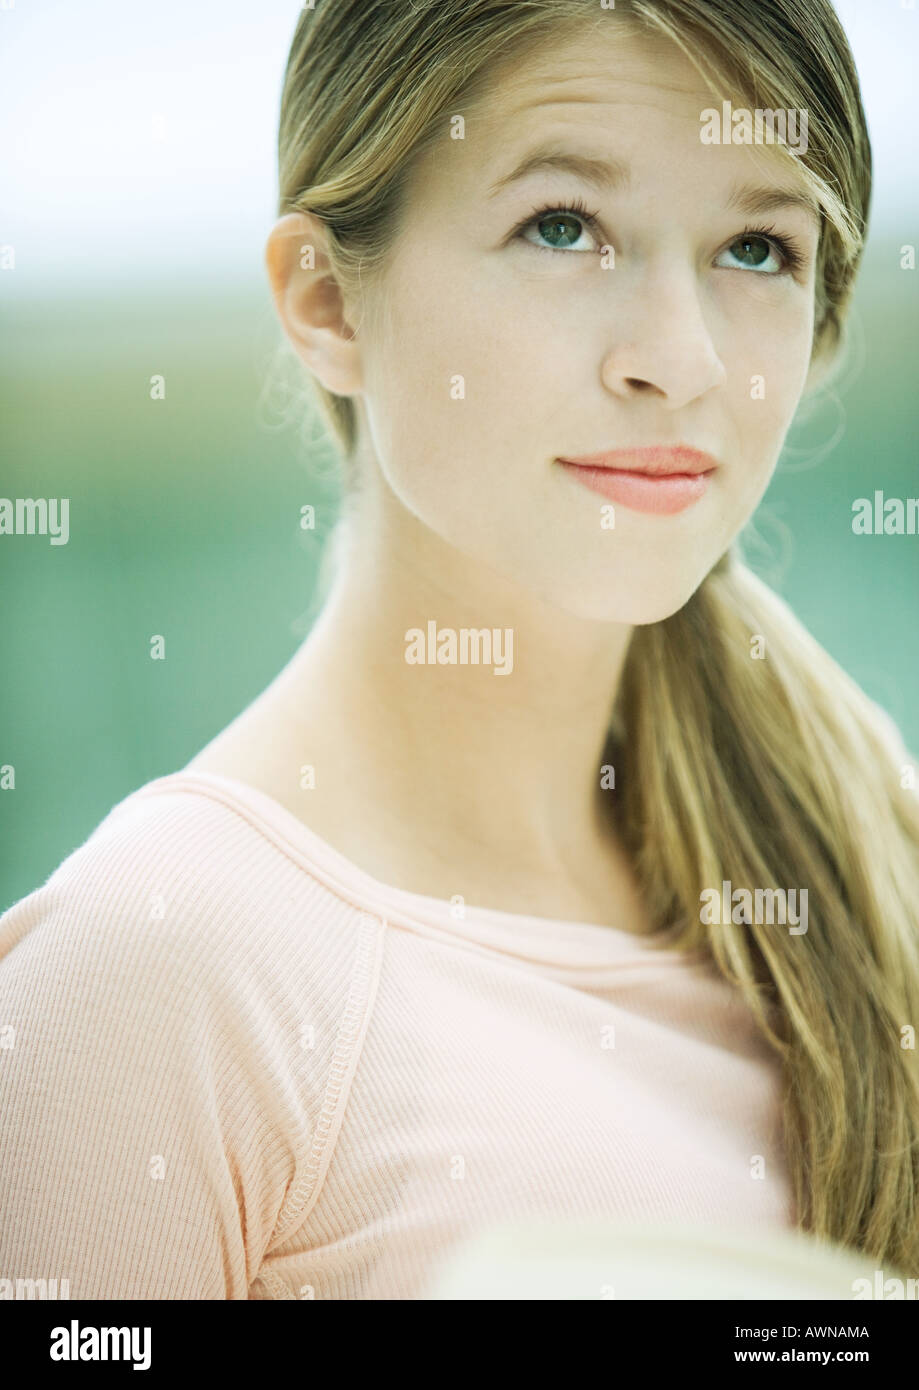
(275, 0, 919, 1271)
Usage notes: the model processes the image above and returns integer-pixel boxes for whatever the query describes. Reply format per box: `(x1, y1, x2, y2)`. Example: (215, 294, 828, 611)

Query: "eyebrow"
(487, 147, 630, 198)
(726, 181, 821, 228)
(486, 145, 821, 227)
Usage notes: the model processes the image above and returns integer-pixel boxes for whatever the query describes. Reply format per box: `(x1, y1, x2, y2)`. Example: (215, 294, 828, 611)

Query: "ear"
(264, 211, 363, 396)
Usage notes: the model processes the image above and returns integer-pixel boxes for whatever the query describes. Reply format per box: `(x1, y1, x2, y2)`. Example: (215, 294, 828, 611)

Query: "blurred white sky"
(0, 0, 915, 300)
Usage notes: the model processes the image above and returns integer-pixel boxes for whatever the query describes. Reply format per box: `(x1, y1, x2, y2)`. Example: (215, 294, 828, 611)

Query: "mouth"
(555, 446, 719, 516)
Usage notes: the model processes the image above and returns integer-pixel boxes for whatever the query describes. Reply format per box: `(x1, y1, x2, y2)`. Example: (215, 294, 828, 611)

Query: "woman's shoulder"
(0, 769, 379, 1017)
(0, 769, 381, 1298)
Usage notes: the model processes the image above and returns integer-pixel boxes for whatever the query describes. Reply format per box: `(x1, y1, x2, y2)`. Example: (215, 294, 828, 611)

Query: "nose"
(599, 263, 728, 409)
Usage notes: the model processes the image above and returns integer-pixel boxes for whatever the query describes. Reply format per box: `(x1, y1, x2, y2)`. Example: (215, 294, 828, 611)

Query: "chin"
(516, 580, 702, 627)
(522, 556, 715, 626)
(624, 591, 702, 626)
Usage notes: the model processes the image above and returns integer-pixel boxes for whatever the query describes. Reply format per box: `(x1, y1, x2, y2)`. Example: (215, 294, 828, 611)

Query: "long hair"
(273, 0, 919, 1272)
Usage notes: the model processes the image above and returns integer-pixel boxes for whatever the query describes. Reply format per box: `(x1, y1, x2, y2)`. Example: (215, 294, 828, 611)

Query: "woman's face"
(352, 23, 820, 623)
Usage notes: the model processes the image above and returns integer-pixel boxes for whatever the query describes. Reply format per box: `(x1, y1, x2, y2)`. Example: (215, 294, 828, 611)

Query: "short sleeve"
(0, 869, 299, 1300)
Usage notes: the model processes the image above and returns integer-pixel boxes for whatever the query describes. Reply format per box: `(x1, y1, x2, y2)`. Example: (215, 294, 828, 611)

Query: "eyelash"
(738, 224, 807, 274)
(513, 198, 807, 275)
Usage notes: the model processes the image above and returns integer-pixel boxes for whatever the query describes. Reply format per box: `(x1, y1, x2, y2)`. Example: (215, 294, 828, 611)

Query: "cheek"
(363, 266, 557, 501)
(363, 250, 816, 540)
(728, 298, 816, 452)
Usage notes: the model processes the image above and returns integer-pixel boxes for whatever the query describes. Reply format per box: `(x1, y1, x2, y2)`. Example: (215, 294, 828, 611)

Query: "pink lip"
(556, 447, 718, 516)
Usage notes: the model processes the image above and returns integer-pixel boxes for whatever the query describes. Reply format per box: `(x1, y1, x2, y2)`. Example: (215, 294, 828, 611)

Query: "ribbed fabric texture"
(0, 770, 795, 1299)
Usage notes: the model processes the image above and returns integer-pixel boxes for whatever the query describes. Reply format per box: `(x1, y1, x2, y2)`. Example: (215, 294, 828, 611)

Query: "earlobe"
(264, 210, 363, 396)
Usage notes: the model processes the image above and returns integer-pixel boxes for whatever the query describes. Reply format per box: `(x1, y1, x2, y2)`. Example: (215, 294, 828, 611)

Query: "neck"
(272, 486, 633, 893)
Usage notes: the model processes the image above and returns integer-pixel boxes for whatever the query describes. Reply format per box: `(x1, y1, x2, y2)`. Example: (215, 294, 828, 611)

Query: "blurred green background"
(1, 1, 917, 913)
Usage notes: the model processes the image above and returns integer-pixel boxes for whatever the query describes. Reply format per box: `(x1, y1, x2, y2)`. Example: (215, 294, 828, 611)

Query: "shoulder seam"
(127, 779, 401, 924)
(266, 908, 386, 1252)
(108, 781, 391, 1265)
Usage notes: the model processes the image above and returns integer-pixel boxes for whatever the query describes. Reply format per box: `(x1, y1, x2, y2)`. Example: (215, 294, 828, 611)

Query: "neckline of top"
(128, 769, 709, 972)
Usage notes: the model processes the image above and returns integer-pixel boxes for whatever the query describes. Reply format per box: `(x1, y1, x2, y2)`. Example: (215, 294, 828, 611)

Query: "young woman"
(1, 0, 917, 1300)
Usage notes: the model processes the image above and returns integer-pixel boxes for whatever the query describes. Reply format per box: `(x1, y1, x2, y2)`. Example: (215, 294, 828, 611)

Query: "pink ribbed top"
(0, 770, 795, 1299)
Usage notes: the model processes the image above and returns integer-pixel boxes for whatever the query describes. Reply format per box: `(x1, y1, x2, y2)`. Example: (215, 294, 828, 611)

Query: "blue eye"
(510, 204, 807, 276)
(514, 199, 602, 254)
(715, 228, 805, 275)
